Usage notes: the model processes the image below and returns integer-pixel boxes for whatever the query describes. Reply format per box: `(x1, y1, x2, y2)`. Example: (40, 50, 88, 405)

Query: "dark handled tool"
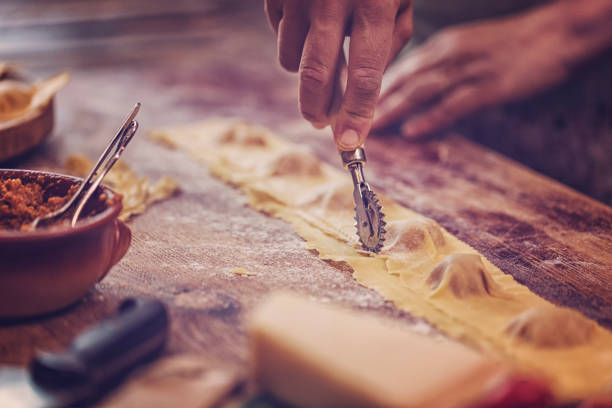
(0, 298, 168, 407)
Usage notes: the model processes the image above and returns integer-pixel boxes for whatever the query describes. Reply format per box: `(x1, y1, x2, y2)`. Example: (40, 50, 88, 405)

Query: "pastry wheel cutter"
(330, 48, 386, 252)
(340, 147, 386, 253)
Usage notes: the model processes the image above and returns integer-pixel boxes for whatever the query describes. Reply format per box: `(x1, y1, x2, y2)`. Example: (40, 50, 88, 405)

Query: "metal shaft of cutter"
(340, 147, 386, 252)
(349, 163, 375, 236)
(348, 162, 366, 189)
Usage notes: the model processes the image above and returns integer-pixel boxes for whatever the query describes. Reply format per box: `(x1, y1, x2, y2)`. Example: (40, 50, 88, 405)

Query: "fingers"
(334, 1, 396, 150)
(374, 54, 493, 131)
(378, 45, 443, 107)
(399, 86, 483, 139)
(373, 70, 451, 130)
(278, 1, 308, 72)
(387, 5, 414, 67)
(298, 1, 348, 128)
(264, 0, 283, 32)
(378, 32, 463, 105)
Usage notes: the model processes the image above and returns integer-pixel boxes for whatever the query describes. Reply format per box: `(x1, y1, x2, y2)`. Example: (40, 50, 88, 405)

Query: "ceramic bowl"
(0, 169, 131, 318)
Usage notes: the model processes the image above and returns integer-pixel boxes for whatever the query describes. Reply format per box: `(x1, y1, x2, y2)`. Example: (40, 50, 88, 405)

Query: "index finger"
(334, 1, 397, 150)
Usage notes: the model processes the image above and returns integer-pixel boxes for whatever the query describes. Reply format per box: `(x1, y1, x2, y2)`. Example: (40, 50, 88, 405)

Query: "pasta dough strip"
(150, 119, 612, 402)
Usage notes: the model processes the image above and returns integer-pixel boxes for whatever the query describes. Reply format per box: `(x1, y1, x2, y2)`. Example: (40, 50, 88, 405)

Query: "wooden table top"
(1, 0, 610, 387)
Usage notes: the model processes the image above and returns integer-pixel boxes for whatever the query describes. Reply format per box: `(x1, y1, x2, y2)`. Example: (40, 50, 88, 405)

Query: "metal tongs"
(30, 103, 141, 230)
(341, 147, 386, 252)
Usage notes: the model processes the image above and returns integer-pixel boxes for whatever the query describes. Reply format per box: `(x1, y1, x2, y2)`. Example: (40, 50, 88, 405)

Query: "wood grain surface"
(0, 0, 610, 396)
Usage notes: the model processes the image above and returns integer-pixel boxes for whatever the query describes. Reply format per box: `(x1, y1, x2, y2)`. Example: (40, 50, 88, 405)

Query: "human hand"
(372, 12, 572, 139)
(265, 0, 413, 150)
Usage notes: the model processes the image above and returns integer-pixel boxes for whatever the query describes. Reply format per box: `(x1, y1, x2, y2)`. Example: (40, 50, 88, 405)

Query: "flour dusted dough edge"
(149, 118, 612, 402)
(65, 154, 180, 221)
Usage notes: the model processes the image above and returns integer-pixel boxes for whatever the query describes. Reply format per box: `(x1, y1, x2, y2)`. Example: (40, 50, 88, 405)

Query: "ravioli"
(504, 306, 596, 348)
(150, 118, 612, 402)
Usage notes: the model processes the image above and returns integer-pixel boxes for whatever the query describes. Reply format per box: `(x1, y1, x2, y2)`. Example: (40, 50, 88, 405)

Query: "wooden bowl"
(0, 101, 55, 162)
(0, 169, 131, 318)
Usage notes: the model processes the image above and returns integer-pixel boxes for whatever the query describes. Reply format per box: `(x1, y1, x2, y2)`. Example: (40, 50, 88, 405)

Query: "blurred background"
(0, 1, 299, 181)
(1, 0, 611, 204)
(0, 0, 259, 69)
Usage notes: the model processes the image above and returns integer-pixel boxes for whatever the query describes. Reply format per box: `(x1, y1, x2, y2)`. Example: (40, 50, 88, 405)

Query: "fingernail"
(339, 129, 360, 149)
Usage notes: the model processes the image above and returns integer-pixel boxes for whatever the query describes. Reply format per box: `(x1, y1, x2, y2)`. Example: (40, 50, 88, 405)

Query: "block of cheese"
(248, 292, 507, 408)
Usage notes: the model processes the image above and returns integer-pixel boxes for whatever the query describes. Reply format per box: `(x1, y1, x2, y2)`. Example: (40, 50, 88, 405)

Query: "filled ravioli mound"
(218, 122, 268, 147)
(427, 253, 504, 298)
(383, 218, 446, 253)
(306, 184, 355, 214)
(270, 151, 323, 178)
(504, 306, 596, 348)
